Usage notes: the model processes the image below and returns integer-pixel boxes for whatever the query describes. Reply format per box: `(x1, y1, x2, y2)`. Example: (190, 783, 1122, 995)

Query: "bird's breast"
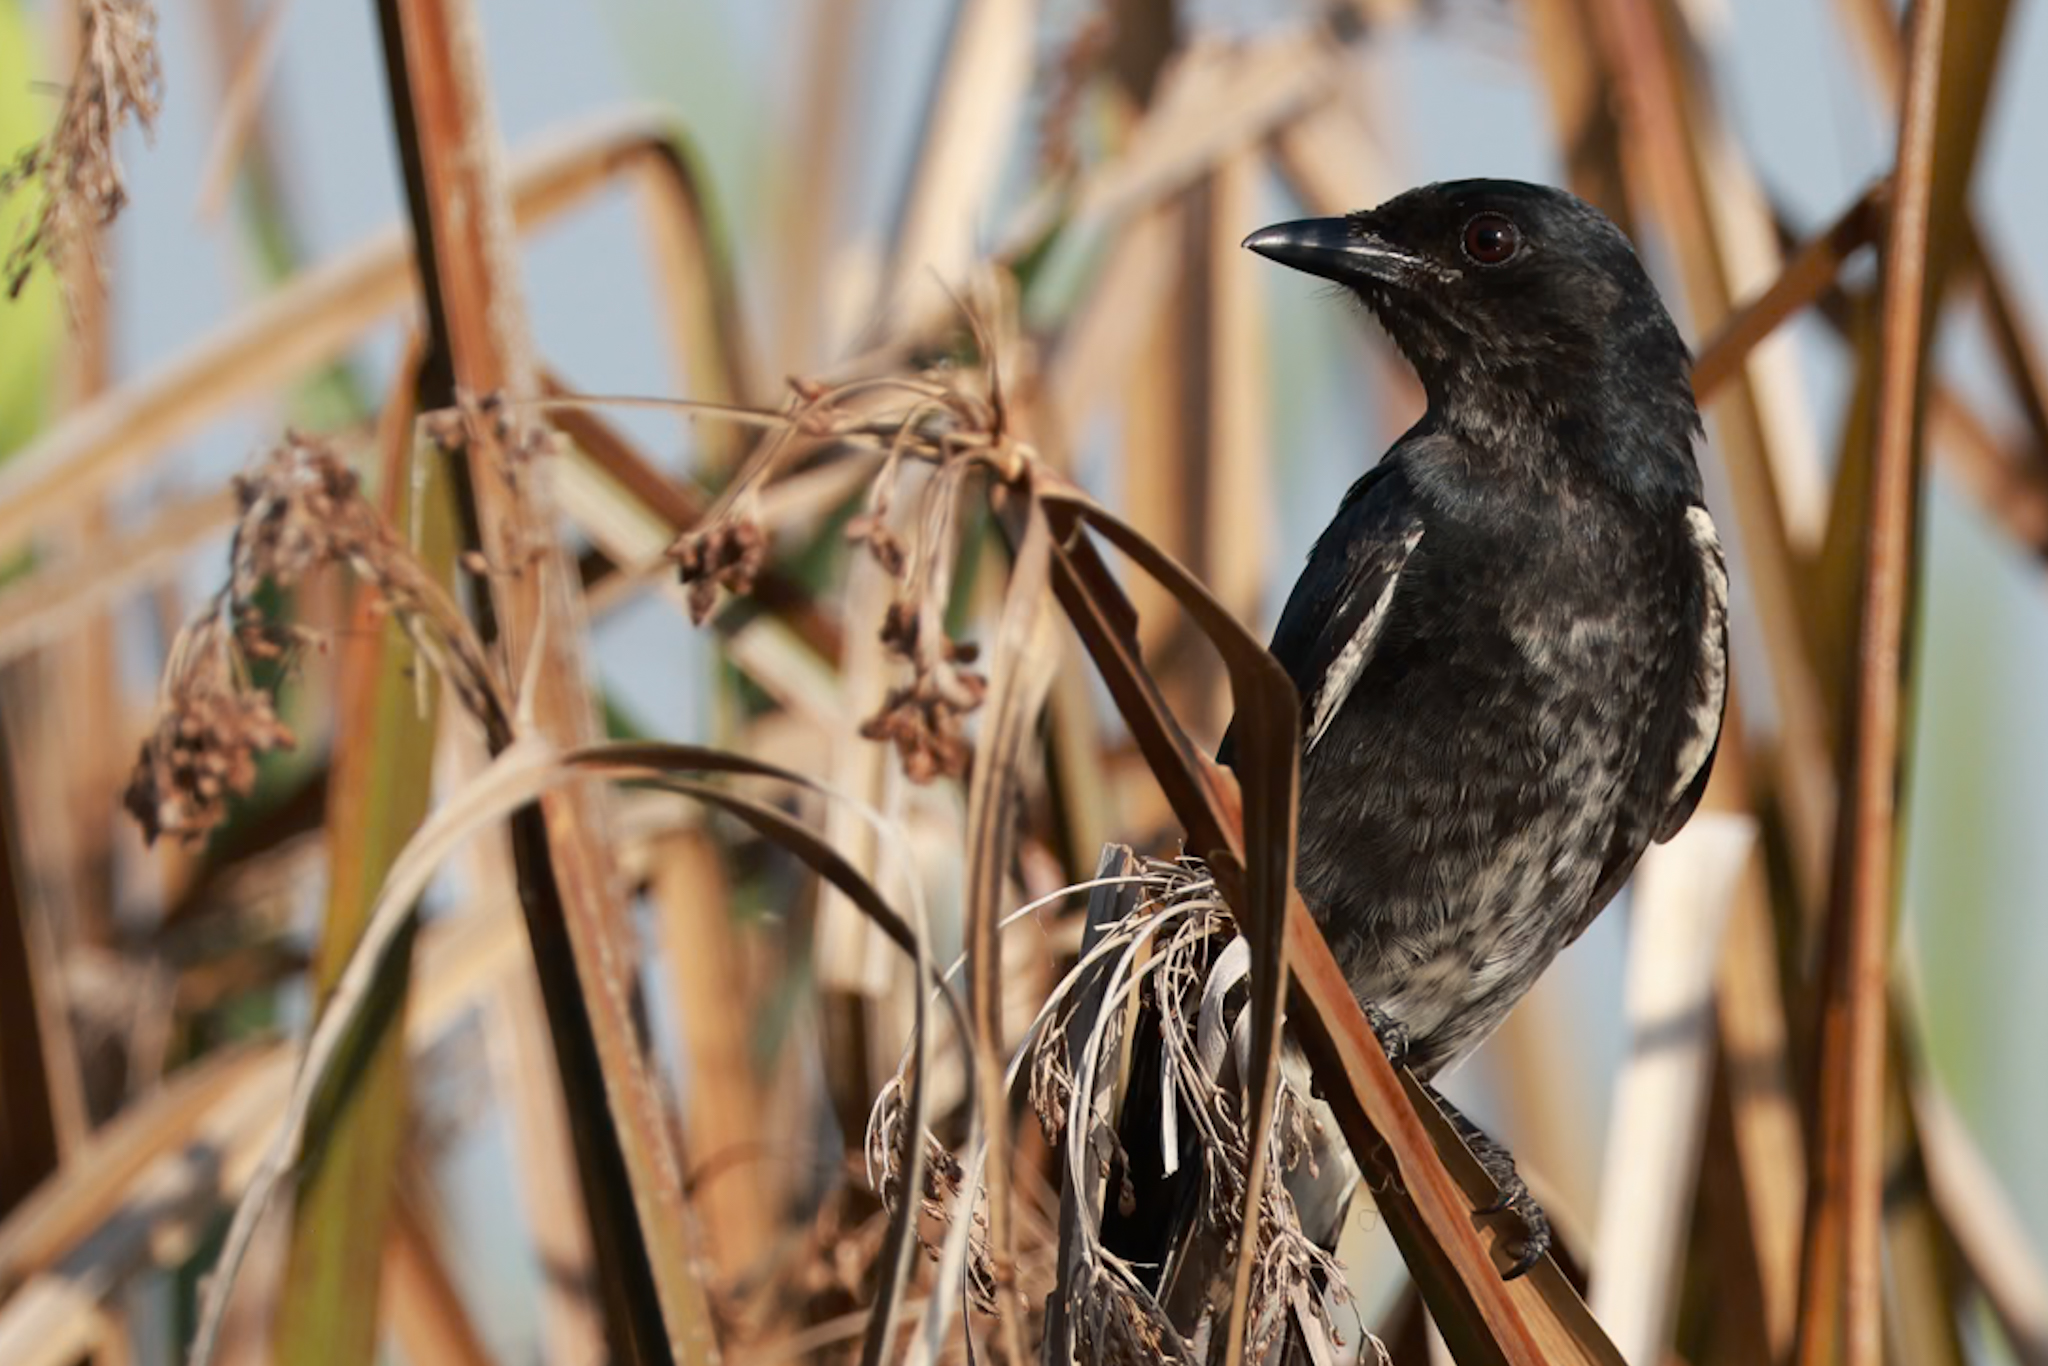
(1292, 503, 1692, 1072)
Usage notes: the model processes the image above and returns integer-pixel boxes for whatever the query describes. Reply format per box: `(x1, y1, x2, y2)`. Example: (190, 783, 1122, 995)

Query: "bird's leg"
(1362, 1002, 1411, 1069)
(1424, 1085, 1552, 1280)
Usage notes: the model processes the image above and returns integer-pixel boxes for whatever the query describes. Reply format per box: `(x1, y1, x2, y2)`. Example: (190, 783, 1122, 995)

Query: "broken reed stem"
(376, 0, 724, 1357)
(1799, 1, 1946, 1364)
(1842, 31, 1939, 1366)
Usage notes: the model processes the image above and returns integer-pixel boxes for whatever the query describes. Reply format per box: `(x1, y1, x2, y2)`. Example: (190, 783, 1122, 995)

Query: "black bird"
(1228, 179, 1729, 1275)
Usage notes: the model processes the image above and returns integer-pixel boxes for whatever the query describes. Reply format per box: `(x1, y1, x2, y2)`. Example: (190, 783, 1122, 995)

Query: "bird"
(1222, 178, 1730, 1277)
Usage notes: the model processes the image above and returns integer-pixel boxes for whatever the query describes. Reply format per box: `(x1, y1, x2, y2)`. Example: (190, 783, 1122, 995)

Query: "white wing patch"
(1306, 527, 1422, 753)
(1665, 505, 1728, 813)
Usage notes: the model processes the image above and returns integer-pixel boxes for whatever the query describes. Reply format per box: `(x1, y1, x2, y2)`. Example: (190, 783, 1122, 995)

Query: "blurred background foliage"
(1, 0, 2046, 1363)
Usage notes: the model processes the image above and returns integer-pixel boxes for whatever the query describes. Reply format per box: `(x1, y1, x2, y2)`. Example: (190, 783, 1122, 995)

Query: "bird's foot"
(1363, 1002, 1410, 1069)
(1471, 1145, 1552, 1280)
(1429, 1087, 1553, 1280)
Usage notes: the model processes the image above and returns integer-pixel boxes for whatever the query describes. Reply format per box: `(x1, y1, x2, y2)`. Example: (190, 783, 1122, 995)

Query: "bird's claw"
(1363, 1002, 1410, 1069)
(1497, 1189, 1552, 1280)
(1471, 1143, 1551, 1279)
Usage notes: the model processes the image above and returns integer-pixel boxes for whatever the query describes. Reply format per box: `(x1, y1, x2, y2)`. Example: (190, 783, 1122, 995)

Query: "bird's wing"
(1282, 469, 1425, 757)
(1654, 504, 1729, 841)
(1221, 465, 1424, 766)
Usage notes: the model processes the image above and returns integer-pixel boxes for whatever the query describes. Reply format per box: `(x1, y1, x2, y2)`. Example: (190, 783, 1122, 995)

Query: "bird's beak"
(1241, 217, 1428, 288)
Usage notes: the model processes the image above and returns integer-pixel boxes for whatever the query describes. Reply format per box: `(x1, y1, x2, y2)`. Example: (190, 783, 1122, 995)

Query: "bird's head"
(1245, 180, 1700, 476)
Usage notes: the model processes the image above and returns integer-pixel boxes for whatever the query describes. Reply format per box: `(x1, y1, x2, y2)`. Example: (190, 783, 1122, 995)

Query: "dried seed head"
(123, 621, 294, 845)
(658, 345, 1025, 785)
(1013, 856, 1355, 1358)
(2, 0, 162, 299)
(229, 433, 365, 599)
(858, 678, 981, 783)
(877, 599, 920, 658)
(670, 519, 767, 625)
(126, 430, 511, 846)
(866, 589, 987, 785)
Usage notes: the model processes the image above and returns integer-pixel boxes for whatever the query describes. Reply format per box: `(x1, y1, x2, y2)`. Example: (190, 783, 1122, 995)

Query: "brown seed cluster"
(664, 356, 1029, 785)
(424, 390, 562, 576)
(127, 430, 508, 844)
(1, 0, 163, 299)
(227, 438, 367, 654)
(671, 519, 767, 625)
(123, 620, 294, 845)
(129, 433, 379, 843)
(859, 601, 986, 784)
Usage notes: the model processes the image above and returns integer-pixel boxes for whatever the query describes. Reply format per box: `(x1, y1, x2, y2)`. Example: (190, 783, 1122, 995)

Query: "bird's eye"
(1461, 213, 1522, 266)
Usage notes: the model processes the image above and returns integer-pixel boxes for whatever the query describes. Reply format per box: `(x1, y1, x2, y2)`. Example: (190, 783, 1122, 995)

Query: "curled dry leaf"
(1039, 855, 1347, 1365)
(1, 0, 163, 298)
